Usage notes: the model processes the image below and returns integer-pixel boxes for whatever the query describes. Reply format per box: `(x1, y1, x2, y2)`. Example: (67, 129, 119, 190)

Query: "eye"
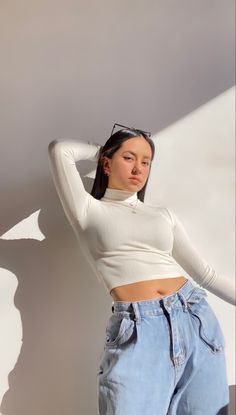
(124, 157, 150, 166)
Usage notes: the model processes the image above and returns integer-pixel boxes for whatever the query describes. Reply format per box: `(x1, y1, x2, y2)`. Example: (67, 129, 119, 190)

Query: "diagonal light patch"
(0, 209, 45, 241)
(0, 269, 22, 407)
(82, 86, 235, 386)
(83, 169, 97, 179)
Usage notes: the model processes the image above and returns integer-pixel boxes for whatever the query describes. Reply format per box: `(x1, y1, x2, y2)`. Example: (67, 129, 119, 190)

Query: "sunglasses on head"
(110, 123, 152, 138)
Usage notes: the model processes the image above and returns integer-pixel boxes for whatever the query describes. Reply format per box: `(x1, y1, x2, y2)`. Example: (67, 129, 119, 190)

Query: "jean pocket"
(105, 313, 135, 348)
(186, 288, 225, 353)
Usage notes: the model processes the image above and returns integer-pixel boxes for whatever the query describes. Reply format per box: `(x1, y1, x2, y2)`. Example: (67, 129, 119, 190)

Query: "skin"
(102, 136, 187, 301)
(102, 135, 152, 192)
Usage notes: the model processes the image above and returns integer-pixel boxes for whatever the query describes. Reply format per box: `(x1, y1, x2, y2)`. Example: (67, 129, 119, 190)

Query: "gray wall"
(0, 1, 235, 414)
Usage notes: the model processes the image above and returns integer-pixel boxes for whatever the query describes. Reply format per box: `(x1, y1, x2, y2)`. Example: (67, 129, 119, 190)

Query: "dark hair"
(90, 127, 155, 201)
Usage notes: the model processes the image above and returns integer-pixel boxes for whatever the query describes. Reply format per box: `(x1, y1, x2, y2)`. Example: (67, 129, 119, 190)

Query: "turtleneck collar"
(101, 187, 138, 203)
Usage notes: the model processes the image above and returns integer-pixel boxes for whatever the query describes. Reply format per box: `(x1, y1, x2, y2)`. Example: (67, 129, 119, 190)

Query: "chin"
(127, 184, 141, 191)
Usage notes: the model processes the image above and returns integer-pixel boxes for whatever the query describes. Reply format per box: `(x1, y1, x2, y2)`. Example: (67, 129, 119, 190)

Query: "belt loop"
(178, 292, 188, 312)
(131, 302, 141, 324)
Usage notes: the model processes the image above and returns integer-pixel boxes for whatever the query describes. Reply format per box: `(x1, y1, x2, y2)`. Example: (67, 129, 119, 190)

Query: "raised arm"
(166, 208, 235, 306)
(48, 139, 101, 229)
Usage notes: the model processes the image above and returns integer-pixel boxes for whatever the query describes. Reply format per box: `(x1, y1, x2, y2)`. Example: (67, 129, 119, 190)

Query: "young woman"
(48, 124, 235, 415)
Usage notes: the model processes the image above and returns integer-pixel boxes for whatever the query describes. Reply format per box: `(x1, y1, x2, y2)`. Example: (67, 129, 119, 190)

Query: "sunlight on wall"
(1, 210, 45, 241)
(149, 86, 235, 385)
(86, 86, 235, 384)
(0, 88, 235, 410)
(0, 209, 45, 407)
(0, 269, 22, 408)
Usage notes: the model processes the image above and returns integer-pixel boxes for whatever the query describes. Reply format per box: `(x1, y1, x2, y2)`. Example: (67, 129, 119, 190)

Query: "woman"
(48, 124, 235, 415)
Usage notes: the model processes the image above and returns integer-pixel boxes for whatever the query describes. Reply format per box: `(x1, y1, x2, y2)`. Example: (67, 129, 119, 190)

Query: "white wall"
(0, 87, 235, 414)
(147, 87, 235, 386)
(0, 1, 235, 414)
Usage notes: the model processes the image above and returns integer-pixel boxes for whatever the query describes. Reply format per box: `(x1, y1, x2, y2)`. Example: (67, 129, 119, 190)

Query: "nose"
(132, 164, 142, 174)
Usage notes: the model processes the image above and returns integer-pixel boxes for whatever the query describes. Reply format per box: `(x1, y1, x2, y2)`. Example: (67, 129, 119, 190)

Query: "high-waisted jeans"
(97, 279, 229, 414)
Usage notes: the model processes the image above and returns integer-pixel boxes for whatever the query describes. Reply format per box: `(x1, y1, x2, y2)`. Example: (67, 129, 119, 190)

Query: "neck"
(101, 187, 138, 203)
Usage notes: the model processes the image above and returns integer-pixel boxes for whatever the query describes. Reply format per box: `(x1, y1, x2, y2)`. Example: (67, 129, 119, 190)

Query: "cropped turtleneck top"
(48, 139, 235, 305)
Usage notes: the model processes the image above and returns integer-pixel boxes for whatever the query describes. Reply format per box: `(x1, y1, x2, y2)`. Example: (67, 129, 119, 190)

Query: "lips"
(129, 177, 141, 183)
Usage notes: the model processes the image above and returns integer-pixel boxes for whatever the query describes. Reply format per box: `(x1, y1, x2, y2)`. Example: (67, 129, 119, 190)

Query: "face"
(102, 136, 152, 192)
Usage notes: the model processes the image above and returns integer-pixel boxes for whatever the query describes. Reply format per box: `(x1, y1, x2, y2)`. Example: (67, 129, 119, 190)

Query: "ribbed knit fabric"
(48, 139, 235, 305)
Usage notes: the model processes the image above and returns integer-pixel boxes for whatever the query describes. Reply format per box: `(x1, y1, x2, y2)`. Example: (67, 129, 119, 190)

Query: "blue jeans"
(97, 279, 229, 414)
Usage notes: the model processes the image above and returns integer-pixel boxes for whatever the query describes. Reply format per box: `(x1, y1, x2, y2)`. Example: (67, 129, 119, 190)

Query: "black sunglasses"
(110, 123, 152, 138)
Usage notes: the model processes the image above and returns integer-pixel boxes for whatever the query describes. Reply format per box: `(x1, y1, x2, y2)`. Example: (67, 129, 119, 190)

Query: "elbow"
(48, 140, 67, 160)
(48, 139, 73, 160)
(48, 139, 60, 154)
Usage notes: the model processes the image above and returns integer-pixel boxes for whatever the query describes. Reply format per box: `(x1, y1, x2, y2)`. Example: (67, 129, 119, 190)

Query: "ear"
(101, 156, 110, 174)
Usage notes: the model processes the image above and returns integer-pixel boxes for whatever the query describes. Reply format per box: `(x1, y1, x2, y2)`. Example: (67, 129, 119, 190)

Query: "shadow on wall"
(229, 386, 236, 415)
(0, 179, 109, 415)
(216, 394, 235, 415)
(217, 403, 229, 414)
(0, 180, 235, 415)
(1, 179, 235, 415)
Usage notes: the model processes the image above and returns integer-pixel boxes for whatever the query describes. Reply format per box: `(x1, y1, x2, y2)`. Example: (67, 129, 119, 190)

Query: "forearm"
(48, 139, 101, 228)
(199, 272, 235, 306)
(167, 207, 236, 306)
(48, 139, 101, 163)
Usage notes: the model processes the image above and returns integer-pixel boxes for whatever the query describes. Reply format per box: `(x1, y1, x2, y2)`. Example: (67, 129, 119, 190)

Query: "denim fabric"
(97, 279, 229, 414)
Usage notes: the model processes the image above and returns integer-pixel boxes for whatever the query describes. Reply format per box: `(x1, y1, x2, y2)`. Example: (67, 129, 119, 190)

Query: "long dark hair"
(91, 127, 155, 201)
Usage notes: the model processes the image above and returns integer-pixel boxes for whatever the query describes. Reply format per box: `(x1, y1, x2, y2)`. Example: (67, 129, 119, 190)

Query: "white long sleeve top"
(48, 139, 235, 305)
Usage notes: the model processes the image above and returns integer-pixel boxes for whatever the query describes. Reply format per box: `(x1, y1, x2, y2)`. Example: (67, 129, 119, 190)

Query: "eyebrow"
(122, 151, 152, 160)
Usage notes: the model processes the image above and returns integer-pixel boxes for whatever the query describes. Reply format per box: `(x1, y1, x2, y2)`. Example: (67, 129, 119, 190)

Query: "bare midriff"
(110, 276, 188, 301)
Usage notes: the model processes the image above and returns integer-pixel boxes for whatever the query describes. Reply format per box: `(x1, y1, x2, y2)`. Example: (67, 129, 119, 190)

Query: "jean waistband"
(112, 279, 206, 318)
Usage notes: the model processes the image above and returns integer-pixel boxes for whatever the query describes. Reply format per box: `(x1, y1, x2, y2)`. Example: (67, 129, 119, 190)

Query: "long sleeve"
(166, 208, 235, 306)
(48, 139, 101, 229)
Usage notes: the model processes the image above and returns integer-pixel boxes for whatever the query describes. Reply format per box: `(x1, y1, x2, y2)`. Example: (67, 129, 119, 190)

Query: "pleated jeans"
(97, 279, 229, 415)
